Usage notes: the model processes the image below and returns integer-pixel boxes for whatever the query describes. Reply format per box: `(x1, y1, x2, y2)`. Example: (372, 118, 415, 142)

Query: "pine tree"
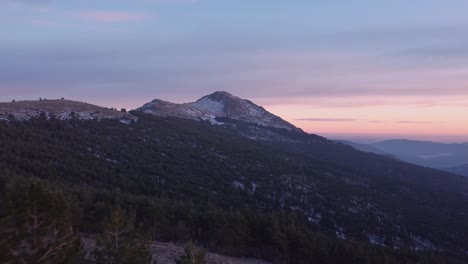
(175, 242, 206, 264)
(0, 178, 83, 264)
(92, 207, 153, 264)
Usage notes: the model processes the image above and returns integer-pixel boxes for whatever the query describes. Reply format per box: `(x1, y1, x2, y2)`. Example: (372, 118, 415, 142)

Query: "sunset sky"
(1, 1, 468, 141)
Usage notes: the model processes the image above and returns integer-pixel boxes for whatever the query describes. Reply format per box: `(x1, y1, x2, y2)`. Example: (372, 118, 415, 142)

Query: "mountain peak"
(208, 91, 233, 97)
(150, 99, 171, 104)
(199, 91, 234, 102)
(138, 92, 302, 132)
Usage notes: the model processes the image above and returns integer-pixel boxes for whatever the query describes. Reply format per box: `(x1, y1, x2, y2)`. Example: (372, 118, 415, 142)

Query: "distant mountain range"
(1, 92, 467, 262)
(334, 140, 397, 159)
(339, 139, 468, 177)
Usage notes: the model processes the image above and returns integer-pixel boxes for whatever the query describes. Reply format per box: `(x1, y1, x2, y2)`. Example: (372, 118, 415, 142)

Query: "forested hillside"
(0, 113, 467, 263)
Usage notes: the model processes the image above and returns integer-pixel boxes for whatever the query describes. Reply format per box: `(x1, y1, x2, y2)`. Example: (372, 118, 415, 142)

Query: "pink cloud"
(76, 11, 149, 23)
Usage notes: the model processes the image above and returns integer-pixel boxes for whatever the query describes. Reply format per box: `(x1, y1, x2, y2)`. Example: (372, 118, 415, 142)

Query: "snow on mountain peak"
(190, 97, 225, 115)
(138, 91, 302, 132)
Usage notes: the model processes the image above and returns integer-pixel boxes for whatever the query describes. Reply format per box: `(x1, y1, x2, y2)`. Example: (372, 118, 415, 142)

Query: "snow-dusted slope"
(138, 99, 205, 119)
(0, 99, 137, 123)
(138, 91, 302, 131)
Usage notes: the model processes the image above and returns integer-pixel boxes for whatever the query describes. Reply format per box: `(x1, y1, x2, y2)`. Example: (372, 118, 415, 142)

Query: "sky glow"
(1, 0, 468, 141)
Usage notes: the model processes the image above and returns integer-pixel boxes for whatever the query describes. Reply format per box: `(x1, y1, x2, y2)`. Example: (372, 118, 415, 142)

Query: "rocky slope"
(138, 91, 301, 132)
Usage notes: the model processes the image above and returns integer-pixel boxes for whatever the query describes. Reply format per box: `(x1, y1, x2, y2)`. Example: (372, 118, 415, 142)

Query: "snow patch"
(307, 211, 321, 224)
(368, 234, 385, 246)
(251, 182, 258, 193)
(410, 234, 436, 251)
(120, 119, 132, 125)
(335, 226, 346, 240)
(232, 180, 245, 190)
(191, 98, 225, 115)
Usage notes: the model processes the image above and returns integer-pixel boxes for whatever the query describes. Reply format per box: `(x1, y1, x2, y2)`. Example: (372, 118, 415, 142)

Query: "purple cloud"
(76, 11, 149, 23)
(396, 121, 445, 124)
(295, 118, 358, 122)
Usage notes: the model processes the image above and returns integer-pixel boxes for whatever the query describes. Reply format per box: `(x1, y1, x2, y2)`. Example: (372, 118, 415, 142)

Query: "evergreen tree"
(175, 242, 206, 264)
(0, 178, 83, 264)
(92, 207, 153, 264)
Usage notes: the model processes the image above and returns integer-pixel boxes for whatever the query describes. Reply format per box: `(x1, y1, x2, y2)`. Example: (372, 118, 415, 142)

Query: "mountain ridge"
(369, 139, 468, 171)
(0, 99, 137, 123)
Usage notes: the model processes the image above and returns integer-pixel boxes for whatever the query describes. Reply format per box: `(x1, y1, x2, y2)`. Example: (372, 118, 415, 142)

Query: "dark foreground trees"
(92, 208, 153, 264)
(0, 175, 466, 264)
(0, 178, 83, 264)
